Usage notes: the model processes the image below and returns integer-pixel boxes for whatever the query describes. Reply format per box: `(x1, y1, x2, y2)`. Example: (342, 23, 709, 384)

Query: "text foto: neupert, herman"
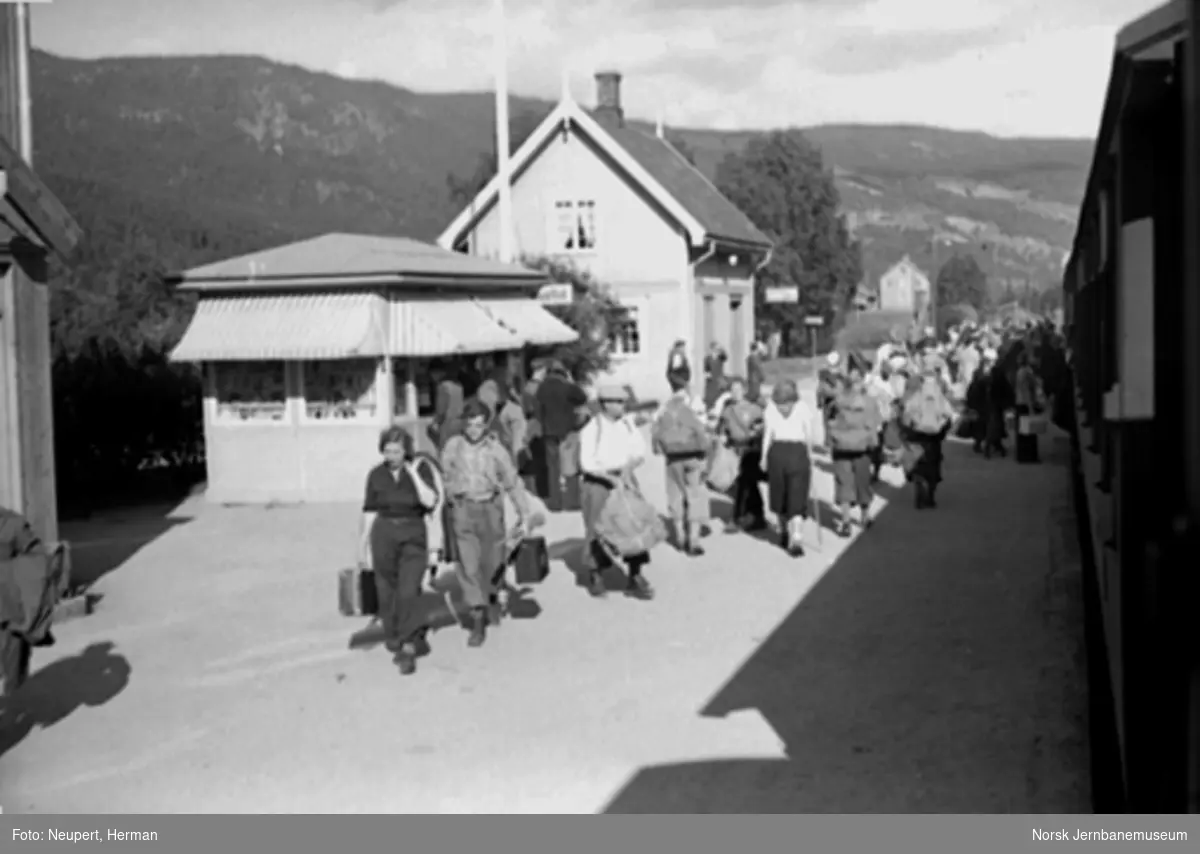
(13, 828, 160, 842)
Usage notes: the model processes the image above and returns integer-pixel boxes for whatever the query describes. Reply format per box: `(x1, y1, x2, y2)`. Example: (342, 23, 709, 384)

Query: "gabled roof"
(437, 97, 772, 252)
(0, 136, 83, 257)
(173, 233, 547, 293)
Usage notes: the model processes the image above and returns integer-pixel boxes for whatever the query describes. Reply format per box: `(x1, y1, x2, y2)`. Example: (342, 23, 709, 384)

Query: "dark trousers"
(542, 436, 564, 511)
(368, 516, 428, 645)
(1015, 404, 1041, 464)
(732, 445, 765, 523)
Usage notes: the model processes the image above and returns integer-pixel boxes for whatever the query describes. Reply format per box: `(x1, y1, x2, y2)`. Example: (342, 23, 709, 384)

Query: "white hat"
(983, 348, 998, 362)
(826, 351, 841, 367)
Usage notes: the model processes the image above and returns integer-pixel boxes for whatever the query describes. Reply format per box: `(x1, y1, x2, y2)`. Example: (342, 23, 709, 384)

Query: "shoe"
(588, 571, 608, 598)
(395, 645, 417, 675)
(487, 597, 504, 627)
(412, 631, 432, 658)
(467, 609, 487, 648)
(787, 542, 806, 557)
(625, 574, 655, 600)
(745, 517, 769, 532)
(685, 542, 705, 557)
(836, 522, 851, 538)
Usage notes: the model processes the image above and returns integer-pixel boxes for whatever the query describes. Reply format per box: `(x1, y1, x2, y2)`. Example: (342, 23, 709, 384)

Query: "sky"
(31, 0, 1166, 138)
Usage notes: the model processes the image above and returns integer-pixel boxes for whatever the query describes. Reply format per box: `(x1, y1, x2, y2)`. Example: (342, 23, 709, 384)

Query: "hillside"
(31, 49, 1092, 310)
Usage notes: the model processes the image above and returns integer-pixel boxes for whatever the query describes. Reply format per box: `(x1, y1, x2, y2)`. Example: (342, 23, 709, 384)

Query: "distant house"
(437, 71, 773, 401)
(878, 255, 931, 322)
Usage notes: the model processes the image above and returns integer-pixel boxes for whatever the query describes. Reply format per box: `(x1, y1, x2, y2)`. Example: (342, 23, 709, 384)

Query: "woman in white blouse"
(760, 379, 817, 556)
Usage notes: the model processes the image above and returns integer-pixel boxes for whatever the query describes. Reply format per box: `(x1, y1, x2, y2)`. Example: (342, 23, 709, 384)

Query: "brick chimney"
(594, 70, 624, 129)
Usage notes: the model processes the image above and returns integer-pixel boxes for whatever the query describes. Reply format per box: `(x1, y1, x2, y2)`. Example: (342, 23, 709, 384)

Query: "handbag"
(706, 442, 740, 493)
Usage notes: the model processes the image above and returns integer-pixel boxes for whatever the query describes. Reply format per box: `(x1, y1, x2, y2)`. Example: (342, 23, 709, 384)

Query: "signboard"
(764, 286, 799, 304)
(804, 315, 824, 327)
(537, 283, 573, 306)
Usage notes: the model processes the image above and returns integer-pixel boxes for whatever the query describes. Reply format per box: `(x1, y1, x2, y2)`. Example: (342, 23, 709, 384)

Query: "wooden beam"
(0, 139, 82, 258)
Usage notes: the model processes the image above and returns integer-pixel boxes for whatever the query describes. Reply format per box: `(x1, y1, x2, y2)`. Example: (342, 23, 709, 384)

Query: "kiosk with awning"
(169, 233, 577, 505)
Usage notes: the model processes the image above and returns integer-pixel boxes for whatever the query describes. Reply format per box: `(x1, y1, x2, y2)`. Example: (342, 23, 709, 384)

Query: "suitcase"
(512, 536, 550, 585)
(338, 567, 379, 617)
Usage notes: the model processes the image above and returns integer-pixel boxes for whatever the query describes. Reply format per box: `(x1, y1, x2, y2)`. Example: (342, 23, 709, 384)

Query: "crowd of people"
(354, 317, 1067, 676)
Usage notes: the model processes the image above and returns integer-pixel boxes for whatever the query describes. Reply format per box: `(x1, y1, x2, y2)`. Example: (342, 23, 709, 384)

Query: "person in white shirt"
(760, 379, 817, 557)
(577, 384, 653, 599)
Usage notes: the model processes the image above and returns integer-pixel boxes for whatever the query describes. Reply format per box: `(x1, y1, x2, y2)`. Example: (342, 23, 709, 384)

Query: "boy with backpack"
(652, 382, 712, 556)
(827, 354, 883, 536)
(900, 364, 956, 509)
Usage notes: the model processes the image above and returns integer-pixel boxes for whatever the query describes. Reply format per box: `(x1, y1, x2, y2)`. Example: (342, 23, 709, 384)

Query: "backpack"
(829, 389, 877, 453)
(652, 398, 709, 456)
(903, 376, 951, 435)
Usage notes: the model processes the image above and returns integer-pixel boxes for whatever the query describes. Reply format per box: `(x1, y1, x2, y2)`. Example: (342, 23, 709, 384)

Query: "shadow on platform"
(0, 641, 131, 758)
(601, 438, 1090, 814)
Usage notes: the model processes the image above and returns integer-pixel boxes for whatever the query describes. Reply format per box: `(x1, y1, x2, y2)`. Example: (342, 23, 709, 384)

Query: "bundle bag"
(828, 390, 878, 453)
(902, 377, 952, 435)
(652, 398, 709, 456)
(595, 480, 667, 558)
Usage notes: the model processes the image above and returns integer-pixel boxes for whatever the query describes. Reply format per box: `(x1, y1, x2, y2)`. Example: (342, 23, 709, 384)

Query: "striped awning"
(170, 292, 386, 362)
(475, 299, 579, 346)
(389, 298, 520, 356)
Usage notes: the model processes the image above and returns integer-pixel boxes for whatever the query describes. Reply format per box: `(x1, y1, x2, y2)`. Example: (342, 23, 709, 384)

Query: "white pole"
(15, 1, 32, 165)
(493, 0, 515, 264)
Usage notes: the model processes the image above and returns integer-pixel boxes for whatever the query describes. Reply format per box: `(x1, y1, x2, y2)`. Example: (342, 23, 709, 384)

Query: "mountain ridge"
(31, 49, 1091, 300)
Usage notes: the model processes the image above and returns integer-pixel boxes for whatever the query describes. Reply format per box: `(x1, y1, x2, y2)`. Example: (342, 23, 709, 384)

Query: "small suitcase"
(338, 567, 379, 617)
(512, 536, 550, 585)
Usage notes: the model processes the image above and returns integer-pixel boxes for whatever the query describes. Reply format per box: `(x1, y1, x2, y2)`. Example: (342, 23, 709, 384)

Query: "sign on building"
(537, 283, 574, 306)
(764, 286, 799, 304)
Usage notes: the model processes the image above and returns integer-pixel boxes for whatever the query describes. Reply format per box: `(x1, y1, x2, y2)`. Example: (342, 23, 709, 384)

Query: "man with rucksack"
(827, 354, 883, 535)
(652, 382, 712, 556)
(900, 359, 956, 509)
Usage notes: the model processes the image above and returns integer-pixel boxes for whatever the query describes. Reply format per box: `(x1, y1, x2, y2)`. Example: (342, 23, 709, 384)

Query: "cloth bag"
(595, 479, 667, 558)
(706, 443, 740, 493)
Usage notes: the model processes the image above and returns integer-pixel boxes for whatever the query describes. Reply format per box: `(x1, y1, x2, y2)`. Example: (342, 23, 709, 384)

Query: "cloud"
(34, 0, 1170, 137)
(809, 25, 1015, 76)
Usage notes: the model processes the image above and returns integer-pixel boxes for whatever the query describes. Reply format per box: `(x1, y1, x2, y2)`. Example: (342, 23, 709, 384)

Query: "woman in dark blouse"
(358, 426, 439, 675)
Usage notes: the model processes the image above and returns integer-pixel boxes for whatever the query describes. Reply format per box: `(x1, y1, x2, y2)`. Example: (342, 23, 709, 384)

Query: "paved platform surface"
(0, 411, 1090, 813)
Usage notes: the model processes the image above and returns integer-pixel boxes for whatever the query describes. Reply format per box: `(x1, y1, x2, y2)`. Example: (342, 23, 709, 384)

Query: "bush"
(52, 341, 204, 517)
(834, 310, 916, 355)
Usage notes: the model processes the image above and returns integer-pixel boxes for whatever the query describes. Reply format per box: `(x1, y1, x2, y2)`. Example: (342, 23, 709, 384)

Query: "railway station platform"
(0, 426, 1091, 813)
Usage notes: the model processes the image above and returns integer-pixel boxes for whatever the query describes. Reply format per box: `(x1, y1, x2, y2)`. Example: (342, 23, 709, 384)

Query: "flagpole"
(15, 1, 32, 164)
(492, 0, 514, 263)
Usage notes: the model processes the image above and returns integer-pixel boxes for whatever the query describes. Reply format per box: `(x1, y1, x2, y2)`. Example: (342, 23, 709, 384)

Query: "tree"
(519, 256, 629, 384)
(446, 110, 549, 207)
(715, 131, 862, 355)
(935, 253, 988, 313)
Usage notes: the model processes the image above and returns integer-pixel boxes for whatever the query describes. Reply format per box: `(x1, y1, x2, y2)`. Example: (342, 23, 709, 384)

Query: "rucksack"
(829, 389, 877, 453)
(653, 398, 709, 455)
(903, 376, 951, 435)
